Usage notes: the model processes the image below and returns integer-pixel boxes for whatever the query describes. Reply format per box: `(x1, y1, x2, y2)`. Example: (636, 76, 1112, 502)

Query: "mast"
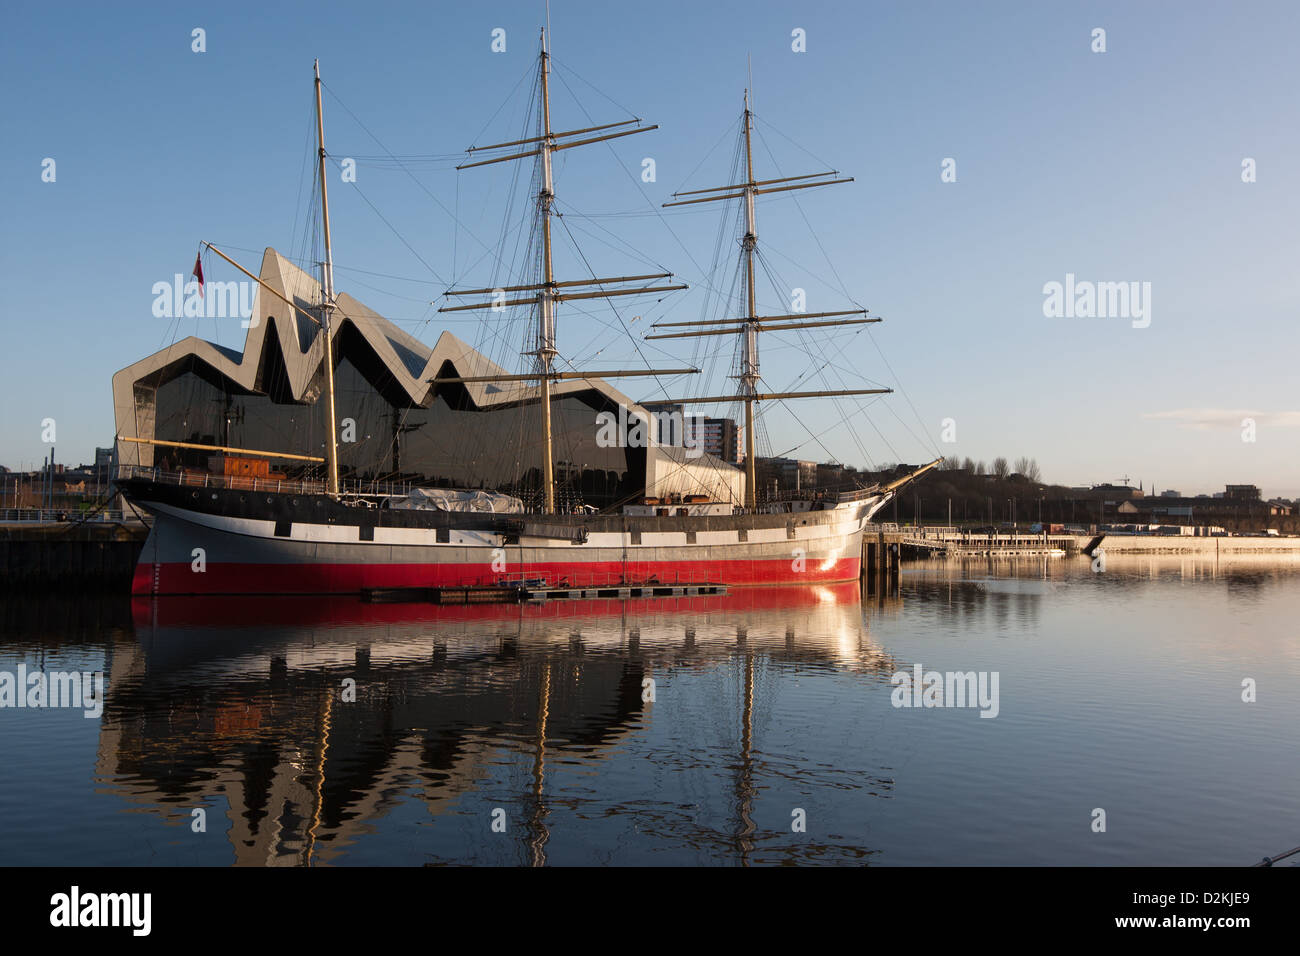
(538, 33, 558, 514)
(740, 91, 759, 509)
(658, 91, 874, 509)
(437, 28, 688, 515)
(314, 59, 342, 497)
(160, 66, 349, 491)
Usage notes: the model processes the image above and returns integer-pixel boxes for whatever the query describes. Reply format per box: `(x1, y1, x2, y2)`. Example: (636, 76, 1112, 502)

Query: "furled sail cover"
(391, 488, 525, 514)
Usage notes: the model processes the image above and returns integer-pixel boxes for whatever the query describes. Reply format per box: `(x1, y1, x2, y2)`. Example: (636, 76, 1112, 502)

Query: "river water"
(1, 554, 1296, 865)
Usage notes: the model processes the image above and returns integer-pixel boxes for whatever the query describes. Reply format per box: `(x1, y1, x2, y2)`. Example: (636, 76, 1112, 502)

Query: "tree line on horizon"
(867, 456, 1044, 483)
(944, 456, 1043, 483)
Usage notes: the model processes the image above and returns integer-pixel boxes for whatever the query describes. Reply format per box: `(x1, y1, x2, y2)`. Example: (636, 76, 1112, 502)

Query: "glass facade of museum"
(129, 345, 644, 510)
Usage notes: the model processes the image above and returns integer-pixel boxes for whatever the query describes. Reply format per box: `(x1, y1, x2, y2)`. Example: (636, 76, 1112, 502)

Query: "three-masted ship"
(116, 35, 938, 596)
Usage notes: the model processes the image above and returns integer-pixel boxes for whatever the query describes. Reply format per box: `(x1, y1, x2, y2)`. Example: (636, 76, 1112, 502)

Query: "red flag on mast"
(192, 251, 205, 298)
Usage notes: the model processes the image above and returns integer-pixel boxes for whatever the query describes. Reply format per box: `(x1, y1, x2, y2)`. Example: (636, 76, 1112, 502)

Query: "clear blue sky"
(3, 0, 1298, 496)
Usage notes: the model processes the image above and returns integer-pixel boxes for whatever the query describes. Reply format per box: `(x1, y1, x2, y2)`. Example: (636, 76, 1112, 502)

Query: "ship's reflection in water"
(102, 583, 902, 865)
(5, 555, 1298, 865)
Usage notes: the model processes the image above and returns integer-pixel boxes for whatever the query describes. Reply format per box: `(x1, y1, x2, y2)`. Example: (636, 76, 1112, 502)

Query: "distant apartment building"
(1225, 484, 1262, 501)
(691, 417, 740, 464)
(640, 406, 740, 464)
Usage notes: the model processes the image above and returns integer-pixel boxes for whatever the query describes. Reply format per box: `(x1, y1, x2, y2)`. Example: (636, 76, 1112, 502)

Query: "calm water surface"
(1, 554, 1297, 865)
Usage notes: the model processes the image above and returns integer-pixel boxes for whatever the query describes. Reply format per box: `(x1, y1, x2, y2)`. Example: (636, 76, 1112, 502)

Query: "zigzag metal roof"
(112, 247, 643, 463)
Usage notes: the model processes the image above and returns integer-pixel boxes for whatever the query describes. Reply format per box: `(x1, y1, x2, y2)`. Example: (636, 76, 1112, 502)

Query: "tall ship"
(115, 33, 938, 596)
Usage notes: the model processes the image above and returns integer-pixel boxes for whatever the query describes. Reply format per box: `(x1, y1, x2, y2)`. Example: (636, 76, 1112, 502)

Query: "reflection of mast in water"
(525, 661, 551, 867)
(303, 688, 332, 867)
(734, 630, 756, 866)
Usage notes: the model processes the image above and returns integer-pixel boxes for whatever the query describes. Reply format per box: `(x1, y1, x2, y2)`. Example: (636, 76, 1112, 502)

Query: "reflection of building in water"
(898, 554, 1300, 637)
(864, 567, 905, 616)
(898, 557, 1056, 632)
(96, 584, 892, 865)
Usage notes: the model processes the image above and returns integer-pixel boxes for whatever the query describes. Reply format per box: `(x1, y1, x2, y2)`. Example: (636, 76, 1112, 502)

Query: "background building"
(755, 457, 818, 496)
(693, 417, 740, 464)
(112, 249, 743, 509)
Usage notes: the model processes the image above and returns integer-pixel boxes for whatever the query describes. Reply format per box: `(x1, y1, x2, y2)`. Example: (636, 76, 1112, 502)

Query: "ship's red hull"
(121, 478, 887, 596)
(131, 555, 863, 595)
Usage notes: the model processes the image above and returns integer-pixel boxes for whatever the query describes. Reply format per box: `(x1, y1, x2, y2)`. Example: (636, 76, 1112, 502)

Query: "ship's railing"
(899, 525, 961, 539)
(729, 493, 845, 516)
(893, 526, 1073, 548)
(832, 485, 885, 503)
(114, 464, 413, 498)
